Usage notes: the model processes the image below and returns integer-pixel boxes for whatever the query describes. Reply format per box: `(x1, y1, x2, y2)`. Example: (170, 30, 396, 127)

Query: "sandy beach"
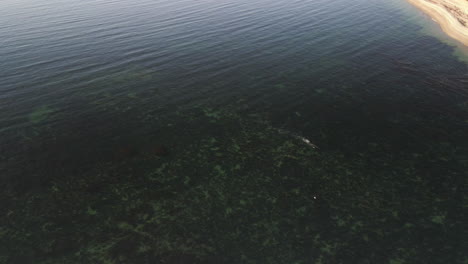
(407, 0, 468, 45)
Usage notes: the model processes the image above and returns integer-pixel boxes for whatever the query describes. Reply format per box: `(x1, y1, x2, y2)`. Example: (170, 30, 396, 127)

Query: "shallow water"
(1, 0, 467, 263)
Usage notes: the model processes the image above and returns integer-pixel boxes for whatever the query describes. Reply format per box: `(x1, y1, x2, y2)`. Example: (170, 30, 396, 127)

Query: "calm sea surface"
(1, 0, 467, 263)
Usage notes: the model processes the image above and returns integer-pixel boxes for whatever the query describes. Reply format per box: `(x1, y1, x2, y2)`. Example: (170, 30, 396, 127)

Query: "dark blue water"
(1, 0, 467, 263)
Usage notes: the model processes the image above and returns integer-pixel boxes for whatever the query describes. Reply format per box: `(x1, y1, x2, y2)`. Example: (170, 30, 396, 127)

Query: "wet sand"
(407, 0, 468, 45)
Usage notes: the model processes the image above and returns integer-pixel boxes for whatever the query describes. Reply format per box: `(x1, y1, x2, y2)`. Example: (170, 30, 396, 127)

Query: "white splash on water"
(297, 135, 319, 149)
(277, 128, 319, 149)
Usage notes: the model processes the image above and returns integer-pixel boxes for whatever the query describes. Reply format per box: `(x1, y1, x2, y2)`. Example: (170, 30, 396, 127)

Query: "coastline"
(407, 0, 468, 46)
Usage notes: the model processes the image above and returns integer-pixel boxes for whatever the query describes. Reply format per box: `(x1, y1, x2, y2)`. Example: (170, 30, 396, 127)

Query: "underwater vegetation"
(1, 106, 466, 264)
(28, 106, 56, 125)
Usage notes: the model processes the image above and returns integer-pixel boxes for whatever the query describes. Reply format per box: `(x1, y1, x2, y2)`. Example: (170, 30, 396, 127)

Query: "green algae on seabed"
(1, 106, 467, 264)
(28, 105, 55, 124)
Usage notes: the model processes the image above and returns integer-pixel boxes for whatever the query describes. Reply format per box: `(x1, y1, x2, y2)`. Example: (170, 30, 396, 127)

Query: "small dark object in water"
(312, 193, 331, 223)
(115, 145, 138, 160)
(152, 145, 169, 156)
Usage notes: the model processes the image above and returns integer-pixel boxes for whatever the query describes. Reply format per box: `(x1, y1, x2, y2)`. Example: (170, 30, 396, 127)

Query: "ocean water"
(1, 0, 467, 263)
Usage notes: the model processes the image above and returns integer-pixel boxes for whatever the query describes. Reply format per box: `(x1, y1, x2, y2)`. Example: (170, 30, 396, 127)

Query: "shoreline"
(407, 0, 468, 46)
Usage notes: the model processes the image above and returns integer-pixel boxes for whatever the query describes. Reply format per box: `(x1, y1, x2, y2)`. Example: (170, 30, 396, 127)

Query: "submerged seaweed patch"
(28, 106, 55, 124)
(1, 106, 467, 264)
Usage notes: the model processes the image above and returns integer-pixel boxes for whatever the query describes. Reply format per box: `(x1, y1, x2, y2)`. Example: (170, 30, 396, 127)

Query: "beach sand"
(407, 0, 468, 46)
